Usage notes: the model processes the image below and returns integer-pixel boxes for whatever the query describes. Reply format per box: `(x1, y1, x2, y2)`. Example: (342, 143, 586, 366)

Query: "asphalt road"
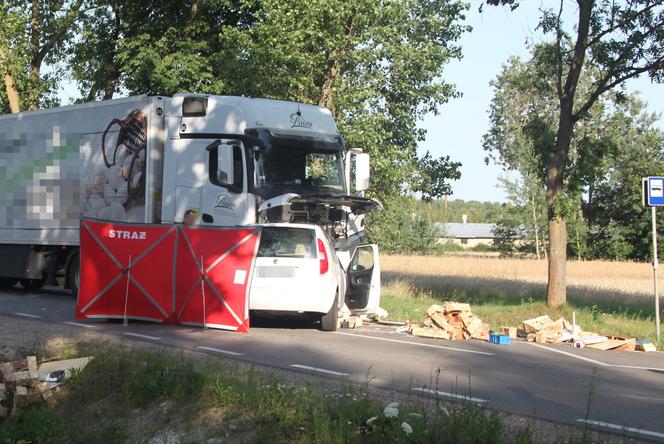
(1, 286, 664, 441)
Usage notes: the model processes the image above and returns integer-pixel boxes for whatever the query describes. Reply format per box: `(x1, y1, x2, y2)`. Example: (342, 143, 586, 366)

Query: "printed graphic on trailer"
(80, 110, 148, 222)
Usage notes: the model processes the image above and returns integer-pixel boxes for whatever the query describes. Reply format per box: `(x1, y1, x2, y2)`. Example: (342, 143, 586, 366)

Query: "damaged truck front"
(166, 95, 384, 330)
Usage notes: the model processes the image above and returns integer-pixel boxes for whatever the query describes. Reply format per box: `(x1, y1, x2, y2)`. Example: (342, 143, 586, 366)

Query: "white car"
(249, 223, 380, 331)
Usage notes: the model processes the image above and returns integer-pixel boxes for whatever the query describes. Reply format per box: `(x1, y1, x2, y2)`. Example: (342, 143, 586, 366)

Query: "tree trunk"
(29, 0, 41, 111)
(546, 97, 574, 307)
(547, 215, 568, 306)
(0, 46, 20, 113)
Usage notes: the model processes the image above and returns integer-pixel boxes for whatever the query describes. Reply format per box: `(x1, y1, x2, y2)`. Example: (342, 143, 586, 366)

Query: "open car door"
(345, 244, 381, 312)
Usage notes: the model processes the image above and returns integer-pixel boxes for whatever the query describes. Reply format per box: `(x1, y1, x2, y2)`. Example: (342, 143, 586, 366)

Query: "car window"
(258, 227, 316, 258)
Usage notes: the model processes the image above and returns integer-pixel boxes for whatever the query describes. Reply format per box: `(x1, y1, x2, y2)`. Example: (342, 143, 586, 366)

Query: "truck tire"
(0, 278, 18, 289)
(320, 291, 339, 332)
(67, 254, 80, 298)
(20, 278, 45, 291)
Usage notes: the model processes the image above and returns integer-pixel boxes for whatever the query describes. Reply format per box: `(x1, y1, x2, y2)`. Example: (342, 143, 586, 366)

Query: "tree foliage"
(487, 58, 664, 261)
(485, 0, 664, 307)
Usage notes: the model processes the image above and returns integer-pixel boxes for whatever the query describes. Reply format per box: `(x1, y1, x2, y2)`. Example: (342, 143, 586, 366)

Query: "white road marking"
(529, 343, 664, 372)
(123, 332, 161, 341)
(412, 387, 488, 404)
(529, 343, 607, 366)
(334, 331, 495, 356)
(577, 419, 664, 439)
(64, 321, 95, 328)
(196, 346, 243, 356)
(14, 312, 40, 318)
(290, 364, 349, 377)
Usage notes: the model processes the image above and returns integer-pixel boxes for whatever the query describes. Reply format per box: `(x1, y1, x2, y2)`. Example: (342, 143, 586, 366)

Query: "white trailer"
(0, 94, 382, 329)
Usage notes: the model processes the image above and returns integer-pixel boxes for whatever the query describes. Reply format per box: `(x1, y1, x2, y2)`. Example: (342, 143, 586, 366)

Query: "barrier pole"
(201, 255, 206, 329)
(652, 206, 660, 342)
(123, 254, 132, 327)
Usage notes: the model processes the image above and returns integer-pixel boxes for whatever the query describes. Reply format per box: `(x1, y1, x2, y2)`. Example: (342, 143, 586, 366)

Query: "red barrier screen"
(76, 218, 260, 332)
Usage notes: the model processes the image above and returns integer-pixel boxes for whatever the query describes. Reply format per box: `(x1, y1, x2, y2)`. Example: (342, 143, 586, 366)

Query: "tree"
(485, 0, 664, 306)
(584, 94, 664, 260)
(493, 175, 548, 258)
(70, 0, 467, 212)
(215, 0, 469, 204)
(0, 0, 83, 112)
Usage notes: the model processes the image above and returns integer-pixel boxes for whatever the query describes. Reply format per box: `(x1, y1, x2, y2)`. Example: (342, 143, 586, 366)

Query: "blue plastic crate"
(489, 333, 511, 345)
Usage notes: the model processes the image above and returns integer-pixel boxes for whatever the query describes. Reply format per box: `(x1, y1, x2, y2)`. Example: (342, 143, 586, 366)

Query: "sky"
(419, 1, 664, 203)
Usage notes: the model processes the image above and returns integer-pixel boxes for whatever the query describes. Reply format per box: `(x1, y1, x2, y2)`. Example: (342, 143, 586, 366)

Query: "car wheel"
(320, 291, 339, 332)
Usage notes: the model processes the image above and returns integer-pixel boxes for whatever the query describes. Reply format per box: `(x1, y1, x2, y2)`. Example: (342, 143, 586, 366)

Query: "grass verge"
(0, 341, 537, 443)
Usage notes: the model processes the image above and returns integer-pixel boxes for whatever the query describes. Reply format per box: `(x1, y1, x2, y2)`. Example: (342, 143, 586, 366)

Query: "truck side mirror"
(354, 152, 370, 192)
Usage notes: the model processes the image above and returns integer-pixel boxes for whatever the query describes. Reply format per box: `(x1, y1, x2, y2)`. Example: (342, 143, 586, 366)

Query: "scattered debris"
(489, 332, 510, 345)
(409, 303, 490, 341)
(500, 326, 517, 339)
(636, 339, 657, 352)
(0, 355, 92, 416)
(342, 316, 364, 329)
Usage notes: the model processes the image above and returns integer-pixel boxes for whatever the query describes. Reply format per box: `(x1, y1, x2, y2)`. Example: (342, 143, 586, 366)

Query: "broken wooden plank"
(443, 302, 470, 314)
(430, 312, 456, 335)
(411, 326, 450, 340)
(605, 336, 636, 351)
(464, 317, 483, 336)
(500, 326, 518, 338)
(523, 315, 553, 333)
(27, 356, 38, 381)
(37, 382, 56, 408)
(426, 305, 444, 317)
(535, 327, 562, 344)
(585, 338, 630, 350)
(471, 323, 490, 340)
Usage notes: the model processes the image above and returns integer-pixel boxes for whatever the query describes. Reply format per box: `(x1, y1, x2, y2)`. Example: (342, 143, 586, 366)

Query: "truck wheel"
(67, 254, 80, 298)
(320, 291, 339, 332)
(0, 278, 18, 289)
(20, 278, 45, 291)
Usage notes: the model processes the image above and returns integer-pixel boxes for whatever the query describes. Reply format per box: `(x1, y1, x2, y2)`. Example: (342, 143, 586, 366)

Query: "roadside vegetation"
(0, 341, 547, 444)
(381, 255, 664, 349)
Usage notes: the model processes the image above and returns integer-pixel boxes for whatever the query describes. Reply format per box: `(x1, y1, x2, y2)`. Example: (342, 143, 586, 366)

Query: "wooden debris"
(27, 356, 38, 384)
(501, 326, 518, 339)
(443, 302, 470, 314)
(410, 302, 490, 342)
(636, 340, 657, 352)
(585, 338, 631, 350)
(342, 316, 363, 329)
(606, 336, 636, 352)
(430, 312, 456, 336)
(410, 326, 450, 340)
(523, 315, 553, 334)
(0, 355, 93, 415)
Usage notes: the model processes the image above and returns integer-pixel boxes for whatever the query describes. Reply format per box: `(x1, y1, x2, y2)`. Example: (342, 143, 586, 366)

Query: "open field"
(381, 255, 664, 348)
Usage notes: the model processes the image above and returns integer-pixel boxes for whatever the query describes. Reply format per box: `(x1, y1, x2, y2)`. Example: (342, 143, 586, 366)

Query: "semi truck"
(0, 94, 382, 330)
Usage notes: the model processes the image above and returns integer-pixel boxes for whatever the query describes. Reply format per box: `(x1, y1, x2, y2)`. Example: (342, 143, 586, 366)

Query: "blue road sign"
(643, 177, 664, 206)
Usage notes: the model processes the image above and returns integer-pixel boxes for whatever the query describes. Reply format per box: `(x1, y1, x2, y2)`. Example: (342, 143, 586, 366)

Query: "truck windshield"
(254, 146, 345, 195)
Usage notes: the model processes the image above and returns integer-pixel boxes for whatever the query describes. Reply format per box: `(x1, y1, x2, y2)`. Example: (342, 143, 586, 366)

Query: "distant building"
(435, 214, 496, 248)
